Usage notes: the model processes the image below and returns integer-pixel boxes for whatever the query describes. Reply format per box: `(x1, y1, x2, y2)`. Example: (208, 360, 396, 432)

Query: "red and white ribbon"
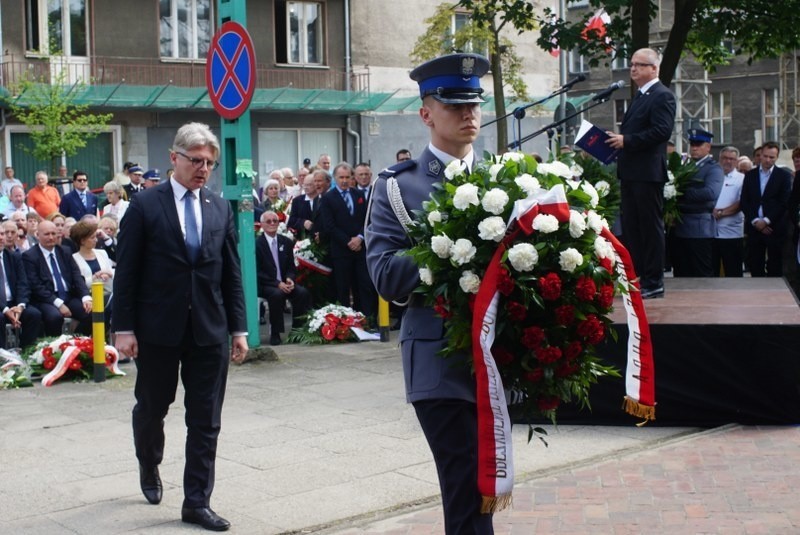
(42, 342, 126, 387)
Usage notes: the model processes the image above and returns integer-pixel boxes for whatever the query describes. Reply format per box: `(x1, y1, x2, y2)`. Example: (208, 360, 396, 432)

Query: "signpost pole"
(210, 2, 259, 348)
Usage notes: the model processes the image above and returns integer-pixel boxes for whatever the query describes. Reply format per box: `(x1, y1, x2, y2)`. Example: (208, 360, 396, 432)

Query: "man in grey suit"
(366, 53, 494, 534)
(114, 122, 247, 532)
(671, 128, 724, 277)
(606, 47, 676, 298)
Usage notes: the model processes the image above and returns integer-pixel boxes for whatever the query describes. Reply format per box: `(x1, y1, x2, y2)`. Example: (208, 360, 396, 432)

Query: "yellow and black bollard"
(92, 281, 106, 382)
(378, 296, 390, 342)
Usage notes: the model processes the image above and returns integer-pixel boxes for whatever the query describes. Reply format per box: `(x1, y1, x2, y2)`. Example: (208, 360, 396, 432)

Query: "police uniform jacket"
(365, 147, 474, 404)
(674, 156, 724, 239)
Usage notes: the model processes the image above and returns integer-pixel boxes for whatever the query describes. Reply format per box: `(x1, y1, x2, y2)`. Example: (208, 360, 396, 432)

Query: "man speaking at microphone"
(606, 47, 676, 299)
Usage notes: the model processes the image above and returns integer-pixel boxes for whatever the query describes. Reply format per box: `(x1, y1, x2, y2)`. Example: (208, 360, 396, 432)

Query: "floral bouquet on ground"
(287, 304, 366, 344)
(0, 349, 34, 389)
(293, 238, 332, 305)
(664, 151, 700, 228)
(21, 335, 125, 386)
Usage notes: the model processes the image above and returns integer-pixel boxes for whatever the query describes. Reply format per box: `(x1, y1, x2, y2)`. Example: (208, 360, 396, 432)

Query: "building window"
(276, 1, 324, 65)
(613, 98, 629, 129)
(763, 88, 780, 142)
(257, 128, 340, 176)
(446, 12, 488, 56)
(159, 0, 213, 60)
(25, 0, 89, 56)
(611, 46, 629, 71)
(708, 91, 732, 144)
(568, 50, 587, 74)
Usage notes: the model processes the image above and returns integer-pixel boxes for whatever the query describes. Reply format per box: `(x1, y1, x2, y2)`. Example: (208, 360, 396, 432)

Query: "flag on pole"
(581, 9, 611, 49)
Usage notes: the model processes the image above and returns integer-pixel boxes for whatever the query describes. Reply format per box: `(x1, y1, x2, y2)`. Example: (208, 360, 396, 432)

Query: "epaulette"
(378, 159, 417, 179)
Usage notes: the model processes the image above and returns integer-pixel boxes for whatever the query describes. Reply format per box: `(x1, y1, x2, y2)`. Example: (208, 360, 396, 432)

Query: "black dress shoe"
(641, 286, 665, 299)
(181, 506, 231, 531)
(269, 334, 281, 346)
(139, 464, 162, 505)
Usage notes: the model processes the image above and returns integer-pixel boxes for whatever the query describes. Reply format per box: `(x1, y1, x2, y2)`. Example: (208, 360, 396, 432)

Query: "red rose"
(433, 295, 453, 319)
(42, 347, 53, 358)
(497, 268, 515, 296)
(524, 368, 544, 383)
(69, 359, 82, 371)
(321, 323, 336, 340)
(521, 326, 546, 349)
(555, 361, 580, 378)
(536, 346, 562, 364)
(539, 272, 562, 301)
(492, 347, 514, 366)
(597, 284, 614, 309)
(357, 196, 364, 204)
(575, 276, 597, 302)
(43, 356, 56, 370)
(277, 212, 287, 222)
(537, 395, 560, 411)
(564, 341, 583, 361)
(599, 257, 613, 273)
(59, 342, 69, 351)
(506, 301, 526, 322)
(577, 314, 605, 345)
(554, 304, 576, 326)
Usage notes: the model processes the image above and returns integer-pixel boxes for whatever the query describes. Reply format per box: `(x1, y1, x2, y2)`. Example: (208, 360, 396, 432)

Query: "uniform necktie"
(342, 190, 353, 215)
(49, 252, 68, 300)
(271, 238, 282, 282)
(184, 190, 201, 264)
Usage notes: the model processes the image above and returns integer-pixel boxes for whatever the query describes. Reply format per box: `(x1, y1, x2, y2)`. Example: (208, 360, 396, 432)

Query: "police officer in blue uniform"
(366, 53, 494, 534)
(672, 128, 724, 277)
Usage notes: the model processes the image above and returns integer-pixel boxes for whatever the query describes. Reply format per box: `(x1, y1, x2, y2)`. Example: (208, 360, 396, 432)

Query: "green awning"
(372, 94, 593, 115)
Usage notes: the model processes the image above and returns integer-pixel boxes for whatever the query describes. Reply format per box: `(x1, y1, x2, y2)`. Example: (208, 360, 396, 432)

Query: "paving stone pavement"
(1, 332, 796, 534)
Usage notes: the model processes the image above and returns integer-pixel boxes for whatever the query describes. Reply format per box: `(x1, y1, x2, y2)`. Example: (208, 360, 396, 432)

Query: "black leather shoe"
(269, 334, 281, 345)
(139, 464, 162, 505)
(181, 506, 231, 531)
(641, 286, 665, 299)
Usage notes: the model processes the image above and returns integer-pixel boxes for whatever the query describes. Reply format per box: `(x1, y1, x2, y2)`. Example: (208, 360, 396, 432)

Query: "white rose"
(537, 160, 573, 179)
(533, 213, 560, 234)
(430, 234, 454, 259)
(452, 183, 480, 210)
(664, 184, 677, 199)
(515, 173, 540, 196)
(481, 188, 509, 215)
(450, 238, 477, 265)
(667, 170, 675, 183)
(419, 267, 434, 286)
(478, 216, 507, 242)
(586, 210, 603, 233)
(427, 210, 442, 226)
(559, 248, 584, 273)
(594, 236, 616, 264)
(501, 151, 524, 163)
(570, 163, 584, 178)
(581, 182, 600, 208)
(594, 180, 611, 197)
(445, 159, 468, 180)
(507, 243, 539, 272)
(569, 210, 587, 238)
(489, 163, 504, 181)
(459, 271, 482, 294)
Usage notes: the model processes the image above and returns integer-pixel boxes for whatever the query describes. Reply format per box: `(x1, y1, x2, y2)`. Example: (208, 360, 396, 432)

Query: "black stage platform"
(555, 277, 800, 426)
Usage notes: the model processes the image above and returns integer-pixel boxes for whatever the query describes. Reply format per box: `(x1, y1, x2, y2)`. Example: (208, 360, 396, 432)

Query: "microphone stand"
(508, 94, 613, 151)
(481, 83, 576, 149)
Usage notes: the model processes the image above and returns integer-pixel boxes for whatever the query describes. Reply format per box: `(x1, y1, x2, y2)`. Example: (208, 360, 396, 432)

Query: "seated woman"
(70, 221, 115, 340)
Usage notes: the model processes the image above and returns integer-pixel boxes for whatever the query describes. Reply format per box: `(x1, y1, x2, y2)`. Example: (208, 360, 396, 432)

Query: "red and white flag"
(581, 9, 611, 49)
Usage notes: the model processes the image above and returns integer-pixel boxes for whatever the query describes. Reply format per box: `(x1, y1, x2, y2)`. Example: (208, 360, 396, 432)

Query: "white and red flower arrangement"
(21, 335, 125, 386)
(287, 304, 366, 344)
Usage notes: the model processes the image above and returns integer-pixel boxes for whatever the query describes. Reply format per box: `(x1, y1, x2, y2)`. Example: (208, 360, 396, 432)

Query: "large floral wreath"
(21, 335, 125, 386)
(287, 304, 366, 344)
(402, 151, 656, 512)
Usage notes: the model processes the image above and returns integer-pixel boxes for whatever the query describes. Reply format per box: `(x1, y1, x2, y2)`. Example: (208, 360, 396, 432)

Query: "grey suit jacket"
(365, 147, 474, 403)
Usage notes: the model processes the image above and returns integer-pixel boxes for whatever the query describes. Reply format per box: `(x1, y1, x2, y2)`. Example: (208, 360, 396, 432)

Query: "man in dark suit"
(256, 211, 312, 345)
(606, 47, 677, 299)
(58, 171, 98, 220)
(22, 220, 92, 336)
(354, 163, 373, 202)
(740, 141, 792, 276)
(114, 122, 247, 532)
(366, 53, 495, 534)
(0, 229, 42, 349)
(320, 162, 376, 320)
(287, 171, 321, 239)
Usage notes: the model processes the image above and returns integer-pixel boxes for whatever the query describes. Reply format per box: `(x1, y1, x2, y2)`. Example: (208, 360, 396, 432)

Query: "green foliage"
(3, 68, 113, 174)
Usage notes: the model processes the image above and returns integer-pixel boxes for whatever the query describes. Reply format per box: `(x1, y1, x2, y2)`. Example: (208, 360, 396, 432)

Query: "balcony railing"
(0, 54, 370, 94)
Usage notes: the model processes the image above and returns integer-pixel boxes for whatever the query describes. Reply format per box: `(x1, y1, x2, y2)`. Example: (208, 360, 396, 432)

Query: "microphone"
(592, 80, 625, 102)
(562, 73, 586, 90)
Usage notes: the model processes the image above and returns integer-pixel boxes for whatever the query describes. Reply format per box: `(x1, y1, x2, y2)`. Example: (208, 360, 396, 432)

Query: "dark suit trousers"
(331, 251, 377, 320)
(414, 399, 494, 535)
(746, 230, 784, 276)
(259, 284, 312, 334)
(132, 318, 230, 508)
(672, 237, 713, 277)
(37, 298, 91, 336)
(712, 238, 744, 277)
(0, 306, 42, 348)
(620, 181, 665, 290)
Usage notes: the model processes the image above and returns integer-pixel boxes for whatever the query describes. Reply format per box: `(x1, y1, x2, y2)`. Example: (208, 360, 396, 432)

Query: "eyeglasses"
(263, 218, 279, 224)
(175, 151, 219, 170)
(630, 62, 655, 69)
(74, 178, 88, 183)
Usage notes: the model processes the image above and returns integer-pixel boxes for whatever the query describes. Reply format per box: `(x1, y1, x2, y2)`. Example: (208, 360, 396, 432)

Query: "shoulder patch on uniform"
(378, 159, 417, 179)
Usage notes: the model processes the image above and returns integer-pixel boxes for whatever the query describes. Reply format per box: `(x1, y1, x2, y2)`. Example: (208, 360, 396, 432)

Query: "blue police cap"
(410, 53, 490, 104)
(687, 128, 713, 143)
(128, 165, 144, 175)
(143, 169, 161, 181)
